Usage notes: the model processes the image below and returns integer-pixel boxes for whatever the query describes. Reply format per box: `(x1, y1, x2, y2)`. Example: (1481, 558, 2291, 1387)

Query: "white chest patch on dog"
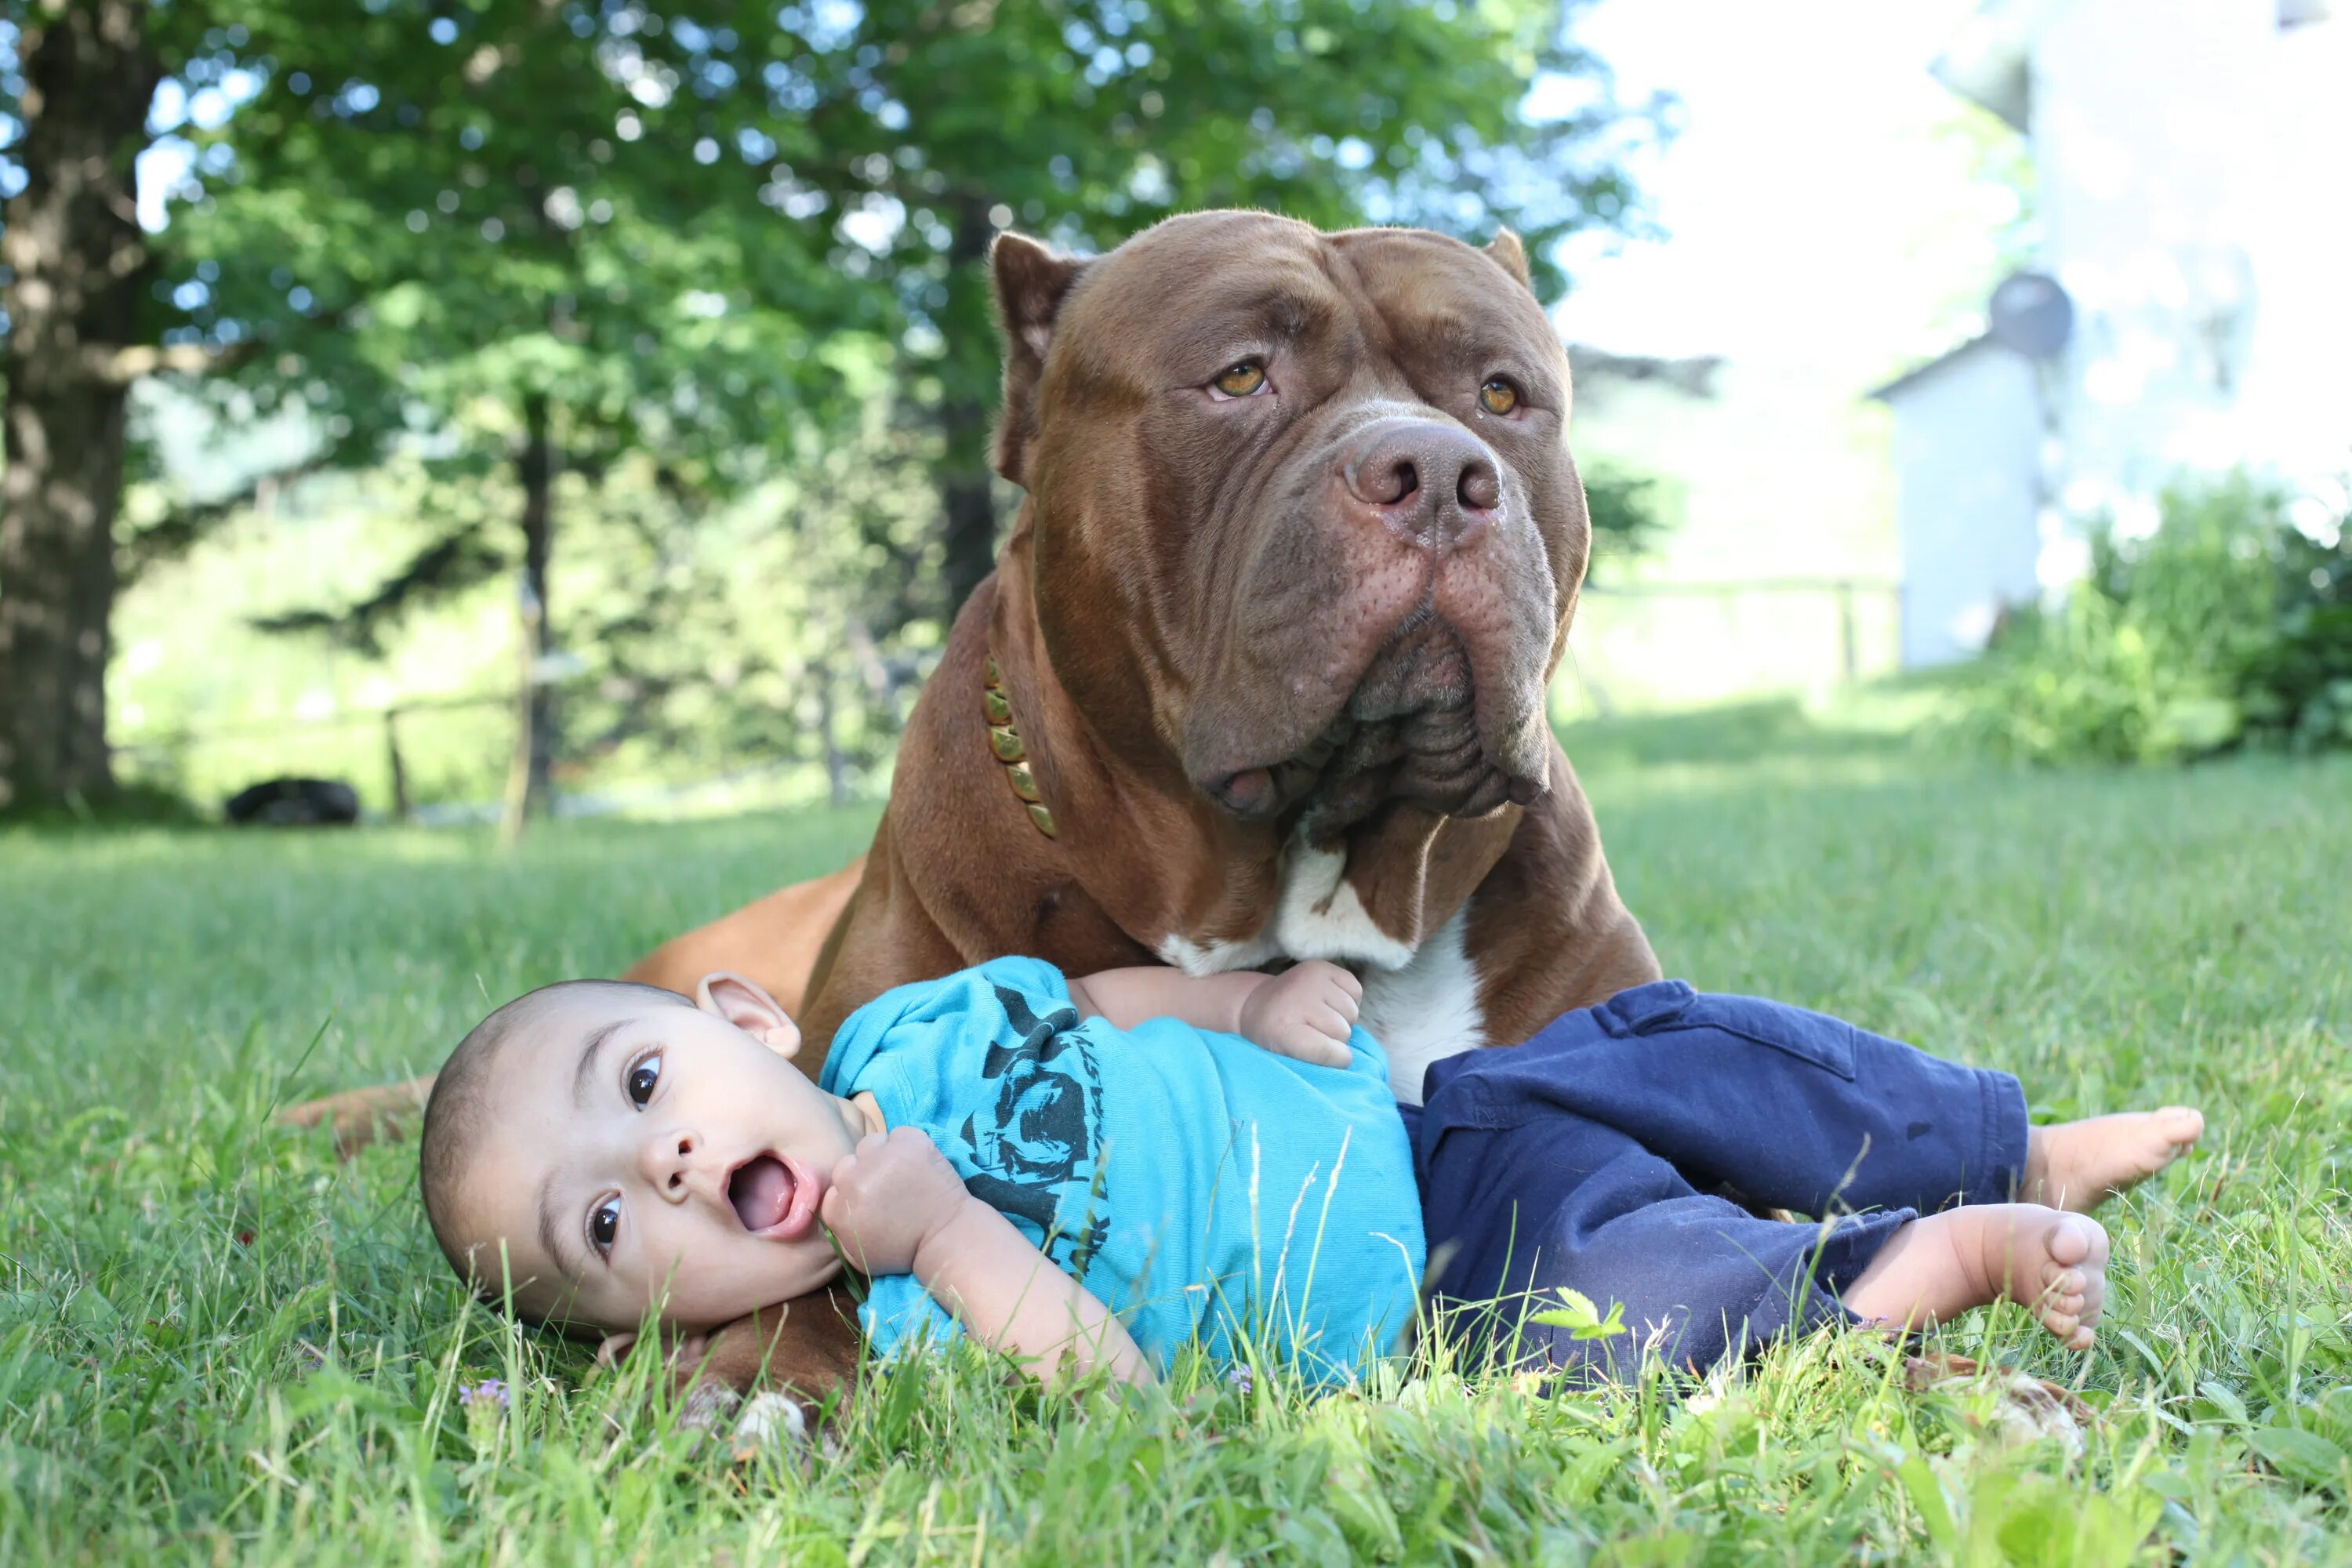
(1357, 906, 1487, 1106)
(1156, 834, 1417, 975)
(1154, 840, 1487, 1103)
(1265, 840, 1418, 970)
(1156, 928, 1283, 976)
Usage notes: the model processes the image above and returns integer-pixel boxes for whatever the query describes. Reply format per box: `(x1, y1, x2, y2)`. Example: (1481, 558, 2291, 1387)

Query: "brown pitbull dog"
(634, 209, 1660, 1414)
(292, 211, 1661, 1423)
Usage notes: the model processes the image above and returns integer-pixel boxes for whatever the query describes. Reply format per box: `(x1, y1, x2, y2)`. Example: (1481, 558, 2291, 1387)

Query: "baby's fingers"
(818, 1168, 859, 1232)
(1286, 1016, 1349, 1068)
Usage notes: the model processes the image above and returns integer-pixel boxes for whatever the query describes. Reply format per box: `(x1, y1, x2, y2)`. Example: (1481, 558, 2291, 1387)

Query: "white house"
(1877, 0, 2352, 666)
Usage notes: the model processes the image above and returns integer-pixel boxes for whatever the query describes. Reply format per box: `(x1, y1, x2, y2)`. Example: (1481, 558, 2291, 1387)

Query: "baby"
(420, 958, 2204, 1385)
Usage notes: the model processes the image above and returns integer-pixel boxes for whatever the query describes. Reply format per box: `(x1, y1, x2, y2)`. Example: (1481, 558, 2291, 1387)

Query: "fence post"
(501, 575, 543, 846)
(1837, 581, 1860, 684)
(384, 706, 412, 824)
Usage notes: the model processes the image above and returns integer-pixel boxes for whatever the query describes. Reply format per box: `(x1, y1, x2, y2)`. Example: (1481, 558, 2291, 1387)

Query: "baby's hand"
(1237, 960, 1362, 1068)
(819, 1127, 970, 1277)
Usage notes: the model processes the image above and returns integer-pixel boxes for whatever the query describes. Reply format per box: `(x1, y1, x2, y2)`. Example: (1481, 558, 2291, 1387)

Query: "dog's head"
(994, 211, 1585, 839)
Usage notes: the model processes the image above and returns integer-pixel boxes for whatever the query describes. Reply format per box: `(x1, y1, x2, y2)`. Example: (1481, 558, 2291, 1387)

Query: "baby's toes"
(2157, 1106, 2205, 1153)
(2045, 1214, 2101, 1271)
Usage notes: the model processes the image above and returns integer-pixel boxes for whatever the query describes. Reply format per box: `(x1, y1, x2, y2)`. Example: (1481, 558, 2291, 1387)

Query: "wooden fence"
(112, 575, 1907, 824)
(114, 690, 518, 826)
(1580, 576, 1902, 683)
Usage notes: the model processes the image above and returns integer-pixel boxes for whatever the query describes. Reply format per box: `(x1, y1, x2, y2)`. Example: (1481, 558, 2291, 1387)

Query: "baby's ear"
(695, 971, 802, 1058)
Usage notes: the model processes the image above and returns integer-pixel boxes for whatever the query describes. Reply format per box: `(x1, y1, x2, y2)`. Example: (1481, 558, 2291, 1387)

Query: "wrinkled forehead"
(1061, 213, 1559, 377)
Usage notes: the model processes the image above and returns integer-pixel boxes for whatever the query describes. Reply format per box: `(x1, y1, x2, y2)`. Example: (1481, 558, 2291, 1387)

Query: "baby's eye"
(626, 1054, 661, 1108)
(589, 1197, 619, 1255)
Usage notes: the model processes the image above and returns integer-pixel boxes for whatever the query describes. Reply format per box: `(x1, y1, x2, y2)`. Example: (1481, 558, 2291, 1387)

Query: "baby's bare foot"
(2022, 1107, 2204, 1211)
(1965, 1205, 2108, 1350)
(1845, 1204, 2110, 1350)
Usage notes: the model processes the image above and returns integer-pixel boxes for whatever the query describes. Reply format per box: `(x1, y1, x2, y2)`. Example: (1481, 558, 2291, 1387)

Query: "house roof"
(1867, 334, 2005, 402)
(1566, 345, 1723, 399)
(1931, 0, 2049, 132)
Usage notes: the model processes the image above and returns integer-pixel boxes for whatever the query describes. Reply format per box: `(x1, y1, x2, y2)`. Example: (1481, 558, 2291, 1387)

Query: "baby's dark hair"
(419, 978, 694, 1310)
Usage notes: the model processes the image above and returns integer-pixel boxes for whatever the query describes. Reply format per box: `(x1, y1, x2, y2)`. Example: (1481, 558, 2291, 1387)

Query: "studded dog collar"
(983, 656, 1057, 839)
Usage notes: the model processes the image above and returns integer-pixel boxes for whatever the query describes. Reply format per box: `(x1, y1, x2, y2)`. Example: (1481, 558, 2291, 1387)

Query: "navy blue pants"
(1398, 980, 2029, 1380)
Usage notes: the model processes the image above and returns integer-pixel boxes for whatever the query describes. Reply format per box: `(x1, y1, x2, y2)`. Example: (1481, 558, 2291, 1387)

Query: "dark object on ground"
(224, 777, 361, 827)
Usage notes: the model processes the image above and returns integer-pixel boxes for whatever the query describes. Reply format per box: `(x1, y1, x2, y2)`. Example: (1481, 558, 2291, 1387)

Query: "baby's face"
(447, 979, 868, 1332)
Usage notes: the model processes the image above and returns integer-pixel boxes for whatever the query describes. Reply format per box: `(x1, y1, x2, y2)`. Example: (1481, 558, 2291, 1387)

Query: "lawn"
(4, 706, 2349, 1564)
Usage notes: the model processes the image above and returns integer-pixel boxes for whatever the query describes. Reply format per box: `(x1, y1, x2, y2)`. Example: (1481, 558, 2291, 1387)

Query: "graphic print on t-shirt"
(955, 983, 1109, 1276)
(826, 956, 1425, 1379)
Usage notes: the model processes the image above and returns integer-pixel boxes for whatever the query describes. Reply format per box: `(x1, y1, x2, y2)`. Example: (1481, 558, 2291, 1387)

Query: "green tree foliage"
(648, 0, 1653, 609)
(554, 408, 949, 804)
(166, 2, 869, 474)
(179, 0, 1652, 606)
(183, 1, 1654, 800)
(158, 3, 871, 817)
(1577, 459, 1672, 580)
(8, 1, 1659, 815)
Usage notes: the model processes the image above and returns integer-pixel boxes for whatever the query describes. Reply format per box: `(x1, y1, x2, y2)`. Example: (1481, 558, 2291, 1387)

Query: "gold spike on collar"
(983, 656, 1057, 839)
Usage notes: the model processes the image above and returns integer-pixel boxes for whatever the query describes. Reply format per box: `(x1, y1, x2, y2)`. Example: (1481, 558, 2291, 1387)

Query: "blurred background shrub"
(1960, 472, 2352, 764)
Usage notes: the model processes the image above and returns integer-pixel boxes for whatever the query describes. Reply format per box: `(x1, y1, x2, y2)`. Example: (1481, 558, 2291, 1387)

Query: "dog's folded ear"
(990, 231, 1087, 486)
(1484, 228, 1533, 292)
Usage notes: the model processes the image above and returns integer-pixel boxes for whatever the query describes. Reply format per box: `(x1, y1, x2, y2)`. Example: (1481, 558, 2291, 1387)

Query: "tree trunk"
(383, 706, 412, 824)
(817, 656, 850, 808)
(500, 393, 557, 837)
(937, 195, 1002, 618)
(0, 2, 162, 811)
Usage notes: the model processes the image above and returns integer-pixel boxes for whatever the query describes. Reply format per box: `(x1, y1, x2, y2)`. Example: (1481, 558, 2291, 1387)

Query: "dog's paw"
(728, 1391, 810, 1461)
(677, 1380, 742, 1434)
(676, 1385, 817, 1463)
(1904, 1352, 2093, 1460)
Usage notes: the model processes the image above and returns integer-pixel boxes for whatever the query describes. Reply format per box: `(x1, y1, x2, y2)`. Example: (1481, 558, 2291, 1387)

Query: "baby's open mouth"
(726, 1152, 818, 1239)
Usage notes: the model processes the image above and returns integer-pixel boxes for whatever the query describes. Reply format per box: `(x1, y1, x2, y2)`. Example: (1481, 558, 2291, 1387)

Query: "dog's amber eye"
(1213, 361, 1268, 397)
(1479, 378, 1520, 416)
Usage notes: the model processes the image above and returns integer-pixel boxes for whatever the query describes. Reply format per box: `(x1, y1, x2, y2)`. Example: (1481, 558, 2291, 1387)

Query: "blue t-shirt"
(817, 956, 1425, 1384)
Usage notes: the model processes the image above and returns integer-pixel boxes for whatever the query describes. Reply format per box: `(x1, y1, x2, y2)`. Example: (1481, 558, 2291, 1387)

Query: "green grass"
(5, 713, 2350, 1564)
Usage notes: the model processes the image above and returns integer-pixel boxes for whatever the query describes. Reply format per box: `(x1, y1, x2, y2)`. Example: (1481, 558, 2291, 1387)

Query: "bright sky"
(1548, 0, 2008, 376)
